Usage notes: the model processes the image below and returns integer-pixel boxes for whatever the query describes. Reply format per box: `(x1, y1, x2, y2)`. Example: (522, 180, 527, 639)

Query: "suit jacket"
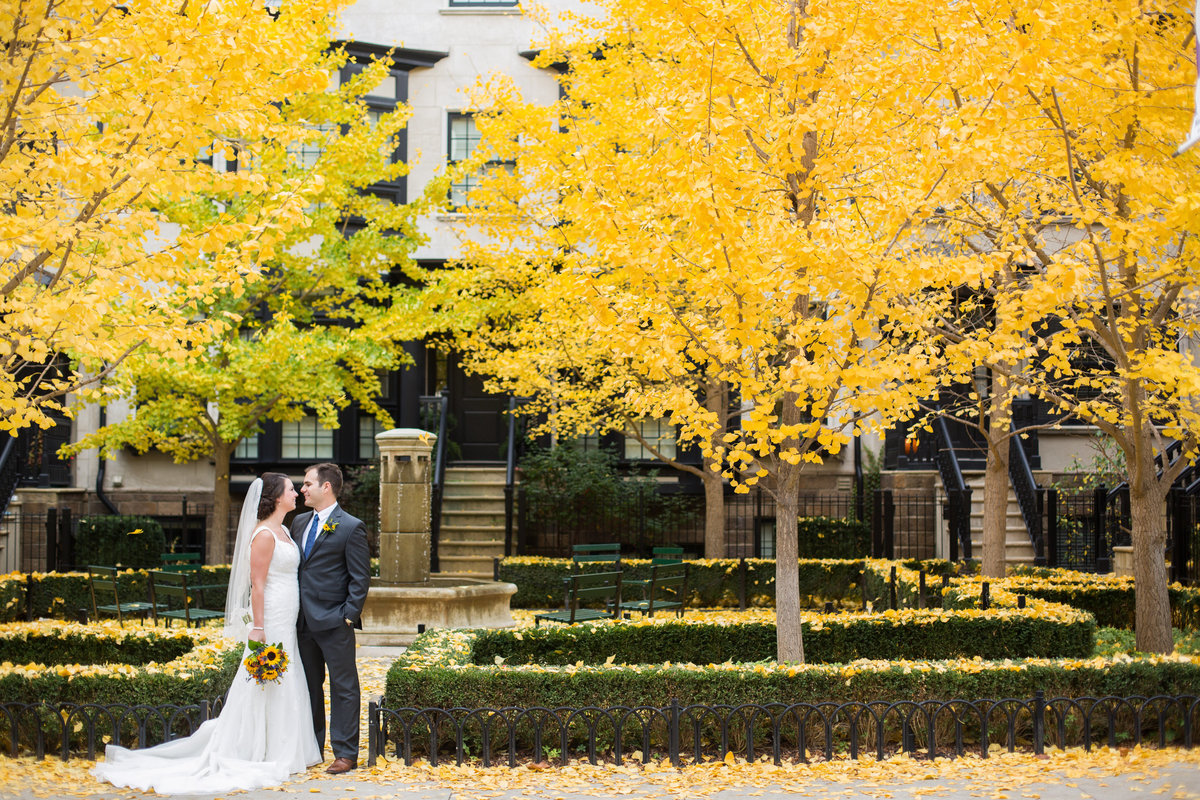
(291, 504, 371, 632)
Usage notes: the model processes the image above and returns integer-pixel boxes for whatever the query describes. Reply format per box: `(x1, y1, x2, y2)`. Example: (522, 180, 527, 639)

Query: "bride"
(92, 473, 322, 793)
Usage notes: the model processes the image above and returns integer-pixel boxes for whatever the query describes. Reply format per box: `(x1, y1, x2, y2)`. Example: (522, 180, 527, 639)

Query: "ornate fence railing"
(367, 693, 1199, 768)
(7, 692, 1198, 764)
(0, 696, 228, 761)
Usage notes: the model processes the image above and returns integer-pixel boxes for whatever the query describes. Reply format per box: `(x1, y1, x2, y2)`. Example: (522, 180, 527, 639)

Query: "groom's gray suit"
(292, 504, 370, 762)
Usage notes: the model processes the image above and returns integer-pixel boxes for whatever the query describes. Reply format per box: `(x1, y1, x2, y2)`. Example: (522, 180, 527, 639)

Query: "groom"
(293, 462, 371, 774)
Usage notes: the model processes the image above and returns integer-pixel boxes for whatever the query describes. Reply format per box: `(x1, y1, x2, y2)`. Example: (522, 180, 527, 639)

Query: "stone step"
(434, 569, 494, 581)
(441, 522, 505, 535)
(442, 485, 508, 501)
(442, 509, 506, 526)
(438, 536, 506, 549)
(436, 554, 501, 574)
(445, 468, 507, 484)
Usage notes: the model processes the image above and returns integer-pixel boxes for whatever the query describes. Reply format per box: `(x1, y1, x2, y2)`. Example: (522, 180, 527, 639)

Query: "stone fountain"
(358, 428, 517, 645)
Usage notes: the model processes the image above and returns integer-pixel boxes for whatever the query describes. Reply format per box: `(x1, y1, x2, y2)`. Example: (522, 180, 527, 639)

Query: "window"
(447, 112, 512, 208)
(288, 123, 335, 168)
(359, 414, 384, 460)
(235, 436, 259, 460)
(624, 418, 676, 460)
(281, 416, 333, 459)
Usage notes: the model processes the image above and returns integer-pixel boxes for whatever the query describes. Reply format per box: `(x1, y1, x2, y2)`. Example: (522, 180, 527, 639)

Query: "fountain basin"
(359, 577, 518, 646)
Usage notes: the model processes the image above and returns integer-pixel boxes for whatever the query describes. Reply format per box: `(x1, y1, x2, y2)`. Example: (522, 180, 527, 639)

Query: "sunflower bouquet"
(243, 640, 289, 686)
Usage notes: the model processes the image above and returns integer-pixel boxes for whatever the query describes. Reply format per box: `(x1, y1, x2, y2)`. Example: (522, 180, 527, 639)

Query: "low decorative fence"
(0, 695, 227, 761)
(367, 693, 1200, 768)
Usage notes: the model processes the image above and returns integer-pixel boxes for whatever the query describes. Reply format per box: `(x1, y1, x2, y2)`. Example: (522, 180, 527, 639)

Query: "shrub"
(386, 627, 1198, 711)
(472, 609, 1093, 666)
(0, 568, 231, 623)
(0, 623, 195, 666)
(498, 557, 867, 609)
(74, 516, 167, 569)
(795, 517, 870, 559)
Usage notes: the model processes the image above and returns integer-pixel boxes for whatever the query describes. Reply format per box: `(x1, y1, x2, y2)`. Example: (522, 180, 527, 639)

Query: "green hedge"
(0, 647, 239, 707)
(0, 629, 195, 666)
(0, 567, 231, 623)
(935, 570, 1200, 631)
(795, 517, 870, 559)
(472, 610, 1093, 665)
(498, 557, 868, 608)
(386, 628, 1198, 710)
(75, 516, 168, 569)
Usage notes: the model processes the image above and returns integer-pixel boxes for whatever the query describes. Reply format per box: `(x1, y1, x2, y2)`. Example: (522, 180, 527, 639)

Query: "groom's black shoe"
(326, 758, 356, 775)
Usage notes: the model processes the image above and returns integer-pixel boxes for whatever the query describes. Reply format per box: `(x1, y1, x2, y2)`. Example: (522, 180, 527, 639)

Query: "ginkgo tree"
(0, 0, 349, 434)
(422, 254, 734, 557)
(443, 0, 978, 662)
(901, 1, 1200, 652)
(69, 53, 427, 562)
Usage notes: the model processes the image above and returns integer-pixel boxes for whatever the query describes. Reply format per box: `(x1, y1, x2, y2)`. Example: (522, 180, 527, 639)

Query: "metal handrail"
(504, 396, 518, 556)
(1007, 422, 1042, 553)
(0, 435, 26, 518)
(933, 416, 966, 492)
(423, 391, 449, 573)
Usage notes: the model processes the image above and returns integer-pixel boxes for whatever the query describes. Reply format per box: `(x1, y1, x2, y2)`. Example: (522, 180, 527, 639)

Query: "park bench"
(535, 570, 623, 626)
(159, 551, 226, 606)
(87, 565, 157, 626)
(148, 570, 225, 628)
(619, 562, 687, 618)
(570, 542, 622, 568)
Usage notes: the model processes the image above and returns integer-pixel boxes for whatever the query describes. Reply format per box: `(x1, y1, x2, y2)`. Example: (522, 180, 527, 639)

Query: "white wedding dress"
(92, 528, 321, 794)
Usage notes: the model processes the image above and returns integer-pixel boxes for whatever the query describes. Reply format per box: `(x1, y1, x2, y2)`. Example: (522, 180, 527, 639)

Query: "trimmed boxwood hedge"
(498, 557, 869, 608)
(0, 629, 195, 666)
(0, 647, 240, 707)
(0, 567, 231, 623)
(472, 610, 1094, 665)
(385, 627, 1200, 710)
(75, 516, 168, 569)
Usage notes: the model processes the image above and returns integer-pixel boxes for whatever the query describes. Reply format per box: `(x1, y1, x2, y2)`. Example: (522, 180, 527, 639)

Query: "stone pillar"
(376, 428, 435, 584)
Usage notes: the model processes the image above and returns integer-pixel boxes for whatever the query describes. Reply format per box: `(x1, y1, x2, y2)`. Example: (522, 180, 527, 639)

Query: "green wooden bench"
(160, 551, 226, 604)
(535, 570, 623, 626)
(624, 546, 686, 596)
(148, 570, 225, 628)
(619, 562, 687, 619)
(160, 552, 202, 572)
(570, 542, 622, 567)
(87, 565, 157, 626)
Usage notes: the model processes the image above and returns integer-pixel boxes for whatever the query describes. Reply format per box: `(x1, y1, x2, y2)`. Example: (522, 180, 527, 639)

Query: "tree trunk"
(209, 441, 235, 564)
(1129, 454, 1173, 653)
(981, 377, 1012, 578)
(703, 378, 729, 558)
(774, 462, 804, 663)
(702, 470, 725, 559)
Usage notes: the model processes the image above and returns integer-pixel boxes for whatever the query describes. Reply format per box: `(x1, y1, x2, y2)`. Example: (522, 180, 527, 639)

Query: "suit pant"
(297, 618, 359, 760)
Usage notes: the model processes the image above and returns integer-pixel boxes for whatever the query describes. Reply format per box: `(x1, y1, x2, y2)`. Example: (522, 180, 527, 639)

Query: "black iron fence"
(368, 693, 1200, 768)
(0, 696, 228, 760)
(5, 693, 1196, 764)
(12, 498, 216, 573)
(516, 488, 870, 559)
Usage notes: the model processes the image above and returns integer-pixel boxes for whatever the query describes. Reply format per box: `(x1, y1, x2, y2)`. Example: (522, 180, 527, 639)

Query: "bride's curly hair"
(258, 472, 291, 520)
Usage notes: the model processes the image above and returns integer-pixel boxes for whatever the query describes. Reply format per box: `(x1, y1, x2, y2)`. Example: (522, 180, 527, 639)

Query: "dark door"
(447, 356, 508, 462)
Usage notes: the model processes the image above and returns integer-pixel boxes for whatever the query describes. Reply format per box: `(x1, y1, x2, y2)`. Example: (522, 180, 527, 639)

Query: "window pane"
(449, 114, 481, 161)
(625, 418, 676, 460)
(359, 414, 384, 460)
(235, 436, 258, 459)
(288, 122, 335, 168)
(281, 416, 333, 459)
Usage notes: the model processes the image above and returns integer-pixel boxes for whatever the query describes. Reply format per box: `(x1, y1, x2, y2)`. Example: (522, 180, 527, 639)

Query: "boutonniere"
(321, 521, 337, 536)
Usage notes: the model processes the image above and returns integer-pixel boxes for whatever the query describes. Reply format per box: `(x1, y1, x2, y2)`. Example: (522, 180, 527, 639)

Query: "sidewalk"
(2, 748, 1199, 800)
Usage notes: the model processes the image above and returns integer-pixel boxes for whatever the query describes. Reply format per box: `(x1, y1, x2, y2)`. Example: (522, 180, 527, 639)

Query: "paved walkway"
(3, 646, 1199, 799)
(1, 751, 1198, 800)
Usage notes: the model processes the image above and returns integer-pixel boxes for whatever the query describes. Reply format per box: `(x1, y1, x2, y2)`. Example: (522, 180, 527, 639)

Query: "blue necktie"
(303, 514, 320, 560)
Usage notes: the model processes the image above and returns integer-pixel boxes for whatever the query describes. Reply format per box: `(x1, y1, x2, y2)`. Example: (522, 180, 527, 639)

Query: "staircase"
(434, 465, 508, 580)
(963, 471, 1036, 566)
